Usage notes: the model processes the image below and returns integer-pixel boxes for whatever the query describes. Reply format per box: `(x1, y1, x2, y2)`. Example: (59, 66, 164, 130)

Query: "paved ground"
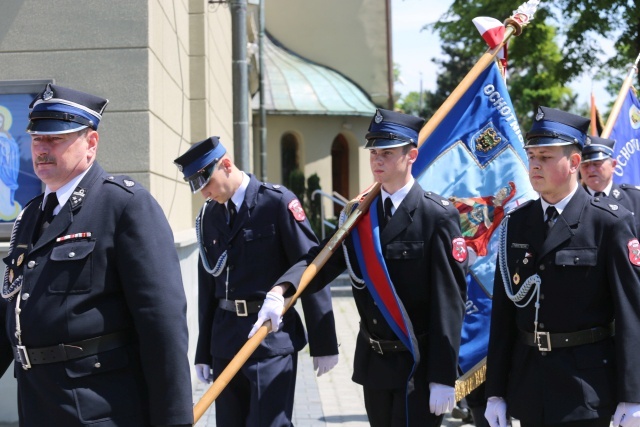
(192, 284, 480, 427)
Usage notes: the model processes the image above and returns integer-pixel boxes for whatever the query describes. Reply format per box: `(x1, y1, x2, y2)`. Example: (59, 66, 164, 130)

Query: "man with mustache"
(580, 135, 640, 232)
(0, 84, 194, 426)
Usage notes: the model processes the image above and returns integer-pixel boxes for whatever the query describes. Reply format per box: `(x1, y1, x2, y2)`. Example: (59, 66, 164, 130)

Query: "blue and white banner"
(610, 88, 640, 185)
(413, 62, 536, 373)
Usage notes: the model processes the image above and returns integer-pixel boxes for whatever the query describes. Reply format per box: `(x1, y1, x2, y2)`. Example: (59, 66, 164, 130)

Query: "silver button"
(68, 252, 76, 258)
(94, 362, 101, 368)
(27, 261, 36, 269)
(539, 264, 545, 271)
(21, 293, 29, 301)
(539, 323, 545, 329)
(372, 319, 378, 325)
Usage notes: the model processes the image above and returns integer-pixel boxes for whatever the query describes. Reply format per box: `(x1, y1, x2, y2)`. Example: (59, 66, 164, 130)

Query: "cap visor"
(27, 119, 88, 135)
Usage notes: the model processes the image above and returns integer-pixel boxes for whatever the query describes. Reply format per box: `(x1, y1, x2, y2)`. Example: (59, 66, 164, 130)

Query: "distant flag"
(412, 62, 536, 394)
(590, 92, 604, 136)
(610, 87, 640, 185)
(473, 17, 508, 77)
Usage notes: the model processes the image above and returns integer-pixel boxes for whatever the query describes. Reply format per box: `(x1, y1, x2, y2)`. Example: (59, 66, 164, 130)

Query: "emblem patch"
(475, 127, 502, 153)
(288, 199, 306, 222)
(451, 237, 468, 263)
(628, 239, 640, 266)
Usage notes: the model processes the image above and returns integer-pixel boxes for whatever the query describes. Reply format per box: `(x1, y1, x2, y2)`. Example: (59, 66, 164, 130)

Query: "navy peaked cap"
(525, 106, 590, 149)
(365, 108, 425, 149)
(174, 136, 227, 180)
(27, 83, 109, 134)
(582, 135, 616, 163)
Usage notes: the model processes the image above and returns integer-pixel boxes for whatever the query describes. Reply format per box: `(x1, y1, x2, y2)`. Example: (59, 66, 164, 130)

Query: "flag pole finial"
(505, 0, 541, 36)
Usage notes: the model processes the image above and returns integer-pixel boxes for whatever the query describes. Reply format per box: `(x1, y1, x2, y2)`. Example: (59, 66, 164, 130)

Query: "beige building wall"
(265, 0, 391, 108)
(265, 115, 373, 216)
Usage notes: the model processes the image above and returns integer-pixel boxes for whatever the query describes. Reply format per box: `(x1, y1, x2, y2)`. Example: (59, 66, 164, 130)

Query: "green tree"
(428, 1, 574, 129)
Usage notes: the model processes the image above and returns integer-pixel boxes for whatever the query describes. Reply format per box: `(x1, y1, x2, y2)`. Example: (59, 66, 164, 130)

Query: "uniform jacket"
(486, 188, 640, 424)
(278, 182, 467, 391)
(0, 163, 193, 426)
(194, 174, 338, 363)
(582, 183, 640, 232)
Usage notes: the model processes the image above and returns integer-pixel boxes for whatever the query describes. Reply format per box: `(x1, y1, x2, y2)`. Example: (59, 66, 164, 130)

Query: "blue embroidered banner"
(610, 88, 640, 185)
(412, 63, 535, 373)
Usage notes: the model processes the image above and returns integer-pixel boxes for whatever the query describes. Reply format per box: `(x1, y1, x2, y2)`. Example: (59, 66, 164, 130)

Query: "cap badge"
(374, 110, 383, 124)
(175, 163, 183, 172)
(535, 108, 544, 121)
(585, 136, 592, 146)
(42, 89, 54, 101)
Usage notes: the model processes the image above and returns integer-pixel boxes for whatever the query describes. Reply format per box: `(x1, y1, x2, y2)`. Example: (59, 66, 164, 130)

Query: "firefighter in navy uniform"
(251, 109, 468, 427)
(580, 134, 640, 232)
(0, 84, 193, 426)
(173, 137, 339, 427)
(485, 106, 640, 427)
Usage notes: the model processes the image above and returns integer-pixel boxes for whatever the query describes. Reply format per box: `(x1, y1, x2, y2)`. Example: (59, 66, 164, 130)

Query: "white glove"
(195, 364, 212, 384)
(613, 402, 640, 427)
(428, 382, 455, 416)
(248, 292, 284, 338)
(313, 354, 339, 377)
(485, 396, 508, 427)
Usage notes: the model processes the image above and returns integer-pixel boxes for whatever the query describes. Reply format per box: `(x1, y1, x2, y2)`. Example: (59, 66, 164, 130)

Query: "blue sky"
(391, 0, 615, 110)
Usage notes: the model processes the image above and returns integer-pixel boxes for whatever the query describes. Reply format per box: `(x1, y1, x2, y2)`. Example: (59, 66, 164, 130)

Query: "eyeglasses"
(187, 163, 216, 193)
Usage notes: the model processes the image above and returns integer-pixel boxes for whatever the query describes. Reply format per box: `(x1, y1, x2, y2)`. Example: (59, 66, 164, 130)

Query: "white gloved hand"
(485, 396, 508, 427)
(429, 382, 455, 416)
(613, 402, 640, 427)
(195, 364, 212, 384)
(248, 292, 284, 338)
(313, 354, 339, 377)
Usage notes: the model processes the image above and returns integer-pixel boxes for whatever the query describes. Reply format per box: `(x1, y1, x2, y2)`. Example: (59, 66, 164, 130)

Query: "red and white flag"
(473, 17, 508, 77)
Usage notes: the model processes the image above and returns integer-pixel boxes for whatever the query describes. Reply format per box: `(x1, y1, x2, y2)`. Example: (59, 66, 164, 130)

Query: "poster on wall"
(0, 80, 51, 238)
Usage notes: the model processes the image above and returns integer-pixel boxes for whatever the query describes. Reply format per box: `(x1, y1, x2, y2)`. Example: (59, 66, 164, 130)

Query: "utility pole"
(258, 0, 267, 181)
(231, 0, 250, 171)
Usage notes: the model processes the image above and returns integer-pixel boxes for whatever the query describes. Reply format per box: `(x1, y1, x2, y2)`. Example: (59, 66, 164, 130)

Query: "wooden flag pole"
(194, 1, 541, 421)
(601, 52, 640, 138)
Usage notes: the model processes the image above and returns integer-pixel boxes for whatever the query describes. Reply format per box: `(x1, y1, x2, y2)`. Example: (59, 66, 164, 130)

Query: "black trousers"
(520, 418, 611, 427)
(363, 384, 444, 427)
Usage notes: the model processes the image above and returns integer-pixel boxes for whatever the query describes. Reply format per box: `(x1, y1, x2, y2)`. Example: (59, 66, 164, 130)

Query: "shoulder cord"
(338, 207, 366, 289)
(195, 200, 227, 277)
(2, 207, 26, 301)
(499, 215, 543, 339)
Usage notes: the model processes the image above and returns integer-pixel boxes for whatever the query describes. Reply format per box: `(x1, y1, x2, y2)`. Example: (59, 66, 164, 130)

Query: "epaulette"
(505, 198, 535, 215)
(424, 191, 453, 209)
(590, 197, 622, 217)
(104, 175, 140, 193)
(620, 183, 640, 192)
(263, 182, 285, 194)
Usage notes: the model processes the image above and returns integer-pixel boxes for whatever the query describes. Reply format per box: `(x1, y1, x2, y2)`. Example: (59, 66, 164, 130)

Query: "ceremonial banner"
(413, 62, 536, 383)
(610, 88, 640, 185)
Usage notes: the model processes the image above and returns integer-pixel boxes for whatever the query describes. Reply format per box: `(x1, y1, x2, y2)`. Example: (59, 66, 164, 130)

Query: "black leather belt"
(13, 330, 135, 370)
(519, 323, 614, 352)
(218, 299, 263, 316)
(360, 323, 411, 355)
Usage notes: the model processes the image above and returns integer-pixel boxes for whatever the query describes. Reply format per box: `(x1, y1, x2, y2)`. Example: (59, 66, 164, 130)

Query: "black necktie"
(36, 192, 58, 240)
(545, 206, 558, 237)
(382, 197, 393, 230)
(594, 191, 604, 198)
(227, 201, 237, 229)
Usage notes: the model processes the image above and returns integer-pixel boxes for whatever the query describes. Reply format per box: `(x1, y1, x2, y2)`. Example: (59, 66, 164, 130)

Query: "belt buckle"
(235, 300, 248, 317)
(16, 345, 31, 370)
(536, 331, 552, 351)
(369, 338, 384, 355)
